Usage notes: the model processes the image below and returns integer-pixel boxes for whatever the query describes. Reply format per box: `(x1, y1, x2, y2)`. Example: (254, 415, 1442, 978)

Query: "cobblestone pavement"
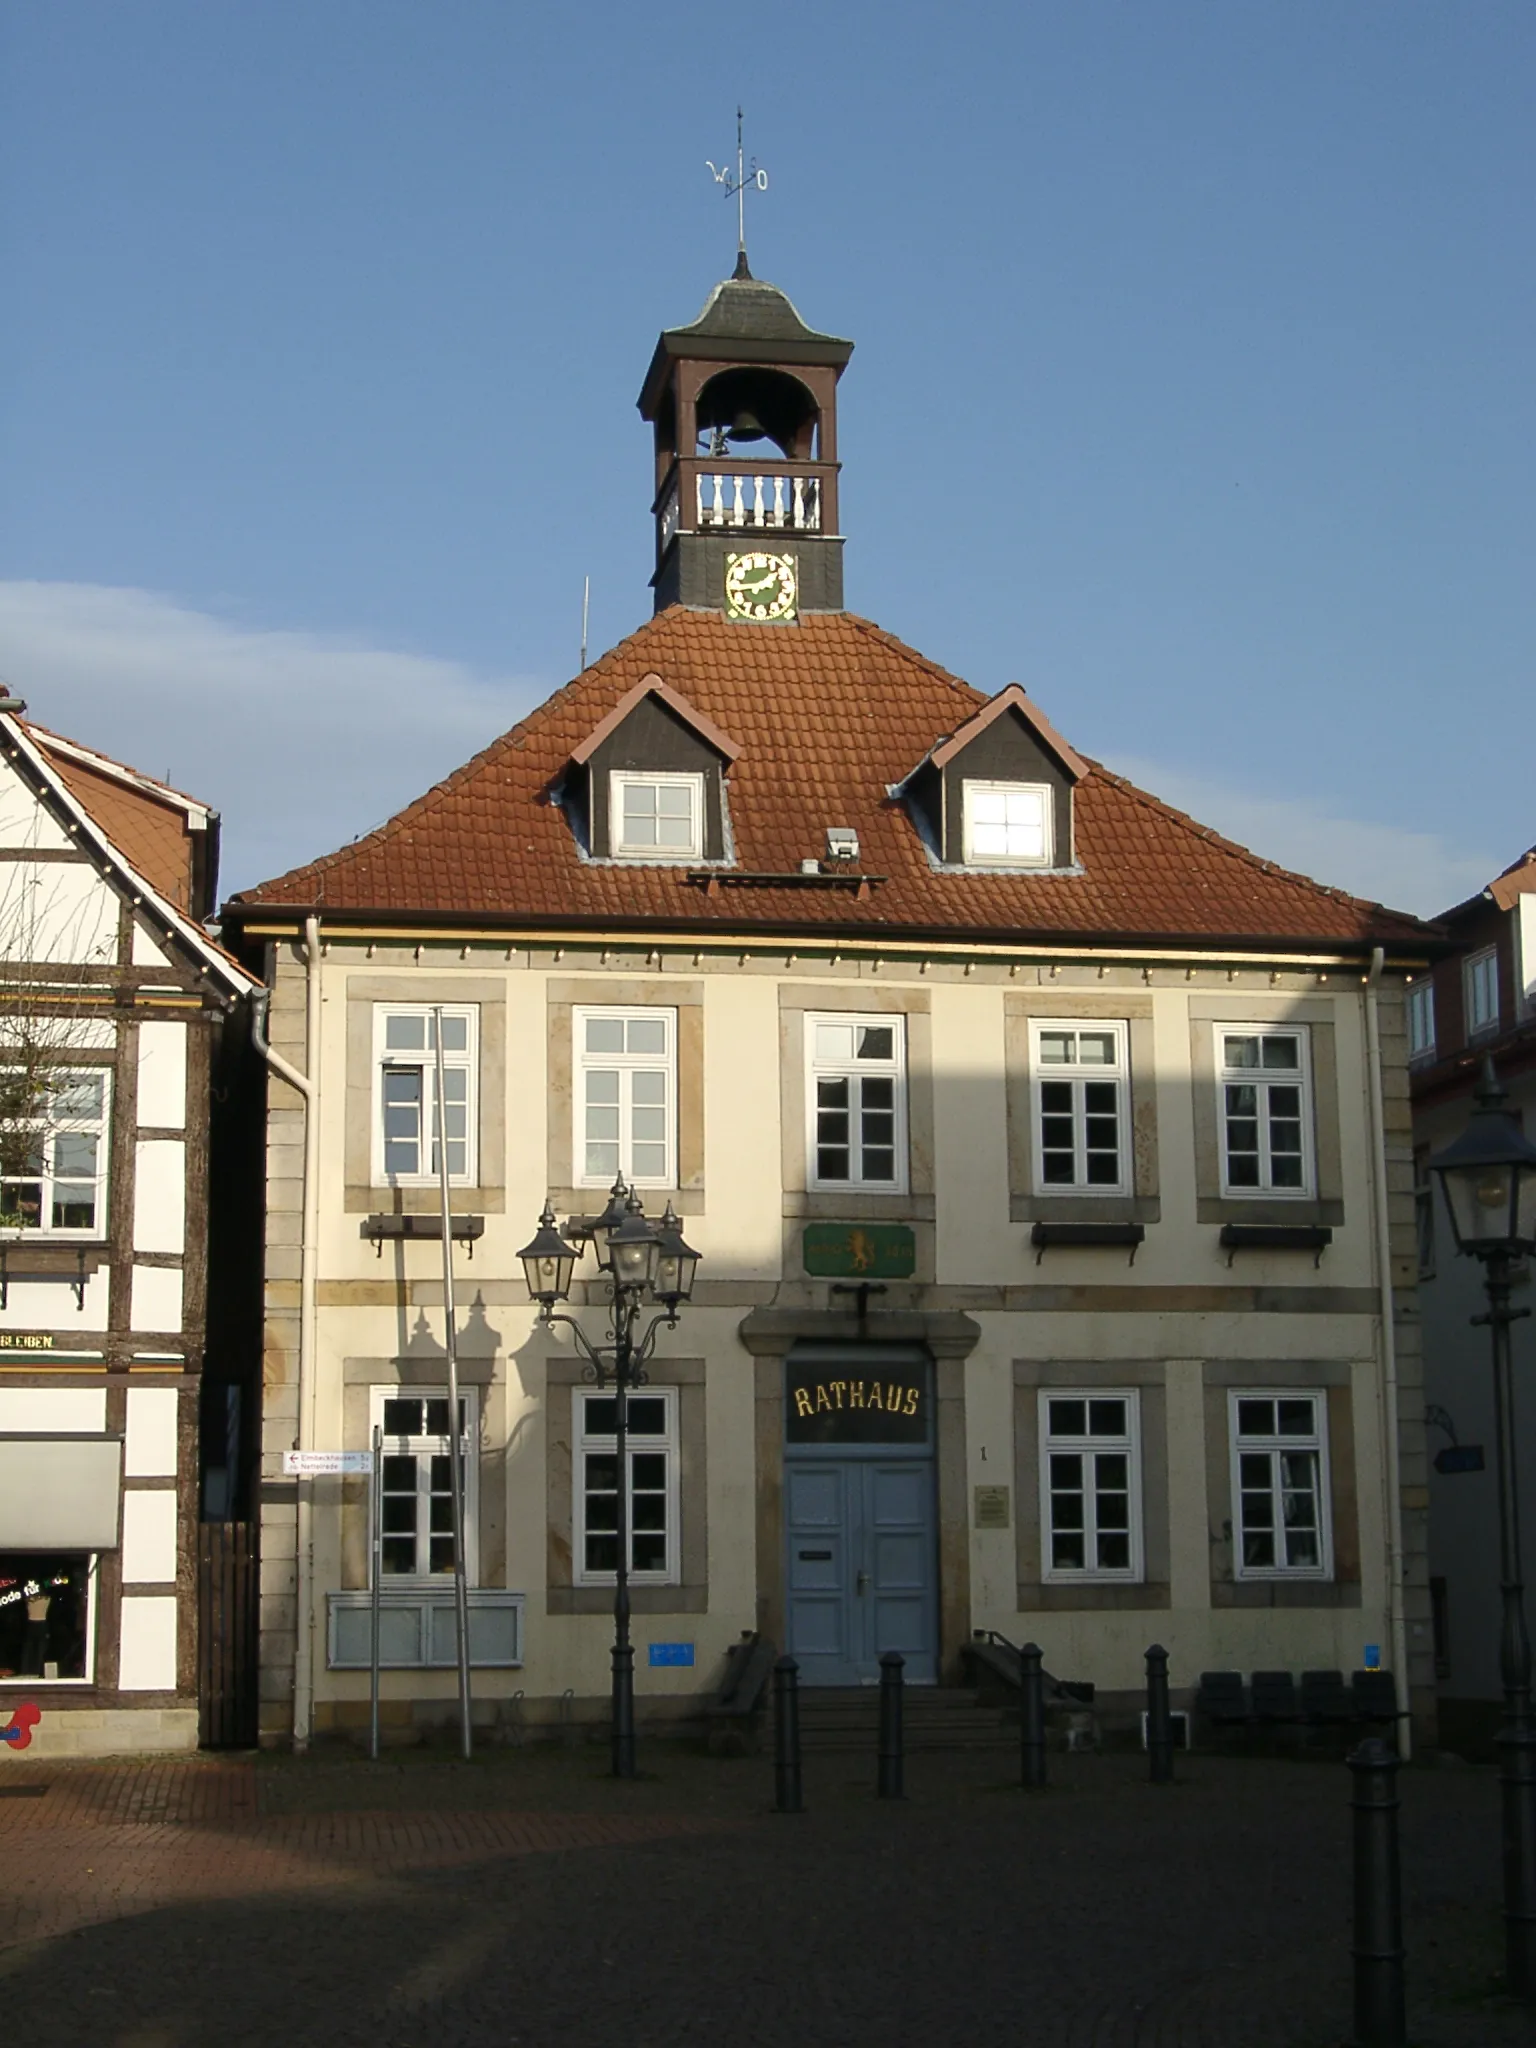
(0, 1743, 1525, 2046)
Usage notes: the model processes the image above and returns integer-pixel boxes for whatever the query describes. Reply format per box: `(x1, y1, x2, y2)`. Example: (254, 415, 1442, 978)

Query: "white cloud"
(0, 582, 545, 897)
(1109, 755, 1496, 920)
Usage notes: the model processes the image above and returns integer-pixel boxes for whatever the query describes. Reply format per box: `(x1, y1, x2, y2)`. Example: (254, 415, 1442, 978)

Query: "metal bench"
(1194, 1670, 1250, 1727)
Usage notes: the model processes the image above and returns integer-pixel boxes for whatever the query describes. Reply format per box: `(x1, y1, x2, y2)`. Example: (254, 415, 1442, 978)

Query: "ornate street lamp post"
(518, 1181, 700, 1779)
(1430, 1055, 1536, 1998)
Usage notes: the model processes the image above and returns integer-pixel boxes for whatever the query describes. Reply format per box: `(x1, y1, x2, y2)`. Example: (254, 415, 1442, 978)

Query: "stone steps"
(791, 1686, 1015, 1752)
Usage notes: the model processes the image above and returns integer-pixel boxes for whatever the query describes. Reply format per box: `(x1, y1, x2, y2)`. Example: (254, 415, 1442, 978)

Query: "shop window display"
(0, 1555, 92, 1680)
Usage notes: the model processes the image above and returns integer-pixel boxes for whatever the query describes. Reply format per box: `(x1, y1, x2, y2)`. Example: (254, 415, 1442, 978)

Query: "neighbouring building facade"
(0, 704, 256, 1756)
(1409, 847, 1536, 1758)
(224, 266, 1440, 1751)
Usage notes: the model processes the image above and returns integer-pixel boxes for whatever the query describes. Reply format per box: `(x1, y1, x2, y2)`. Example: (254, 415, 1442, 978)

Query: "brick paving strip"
(0, 1749, 1525, 2048)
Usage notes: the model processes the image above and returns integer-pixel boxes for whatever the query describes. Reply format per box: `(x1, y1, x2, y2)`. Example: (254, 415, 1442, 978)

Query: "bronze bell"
(728, 408, 769, 442)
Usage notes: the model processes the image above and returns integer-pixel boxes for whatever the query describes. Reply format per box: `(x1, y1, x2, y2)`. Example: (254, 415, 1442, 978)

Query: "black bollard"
(773, 1655, 803, 1814)
(877, 1650, 905, 1798)
(1020, 1640, 1047, 1789)
(1145, 1643, 1175, 1785)
(1348, 1737, 1406, 2048)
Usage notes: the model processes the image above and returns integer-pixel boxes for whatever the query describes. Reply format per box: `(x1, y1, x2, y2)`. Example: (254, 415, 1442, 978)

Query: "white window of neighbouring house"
(1230, 1392, 1331, 1580)
(1217, 1028, 1313, 1197)
(1465, 948, 1499, 1038)
(807, 1015, 907, 1192)
(372, 1007, 478, 1186)
(574, 1388, 679, 1585)
(610, 773, 703, 860)
(962, 781, 1053, 866)
(0, 1069, 110, 1236)
(1407, 980, 1435, 1063)
(1031, 1021, 1129, 1193)
(371, 1388, 478, 1583)
(575, 1008, 676, 1188)
(1038, 1392, 1142, 1580)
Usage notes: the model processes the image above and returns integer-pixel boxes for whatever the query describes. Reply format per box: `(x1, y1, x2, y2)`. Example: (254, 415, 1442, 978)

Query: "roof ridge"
(26, 721, 209, 812)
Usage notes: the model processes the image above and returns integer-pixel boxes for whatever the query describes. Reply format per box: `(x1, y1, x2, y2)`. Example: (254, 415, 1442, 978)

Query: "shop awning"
(0, 1436, 122, 1549)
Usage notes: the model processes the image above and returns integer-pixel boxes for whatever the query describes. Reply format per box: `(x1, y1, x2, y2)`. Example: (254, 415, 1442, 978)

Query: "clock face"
(724, 550, 797, 622)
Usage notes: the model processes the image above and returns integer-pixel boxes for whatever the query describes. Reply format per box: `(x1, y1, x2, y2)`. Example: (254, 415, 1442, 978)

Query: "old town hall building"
(223, 265, 1438, 1749)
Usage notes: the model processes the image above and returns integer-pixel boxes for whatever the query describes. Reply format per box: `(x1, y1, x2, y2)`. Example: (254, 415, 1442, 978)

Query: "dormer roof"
(226, 606, 1432, 957)
(925, 684, 1088, 782)
(568, 673, 742, 769)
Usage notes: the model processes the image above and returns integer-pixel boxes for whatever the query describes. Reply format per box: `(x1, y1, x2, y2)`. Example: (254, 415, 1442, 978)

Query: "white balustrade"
(658, 481, 680, 550)
(693, 471, 821, 532)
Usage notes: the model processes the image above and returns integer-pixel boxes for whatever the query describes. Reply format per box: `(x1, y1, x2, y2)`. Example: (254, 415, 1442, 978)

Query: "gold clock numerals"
(725, 550, 797, 622)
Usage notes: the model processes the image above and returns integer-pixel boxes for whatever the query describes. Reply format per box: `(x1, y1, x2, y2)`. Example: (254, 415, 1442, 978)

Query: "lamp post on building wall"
(517, 1181, 700, 1779)
(1430, 1055, 1536, 1999)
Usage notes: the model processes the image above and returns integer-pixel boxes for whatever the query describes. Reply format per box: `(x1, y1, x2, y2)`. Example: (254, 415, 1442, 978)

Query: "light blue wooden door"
(785, 1457, 937, 1685)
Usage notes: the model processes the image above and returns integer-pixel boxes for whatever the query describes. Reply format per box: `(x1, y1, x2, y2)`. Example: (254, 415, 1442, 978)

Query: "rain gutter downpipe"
(1365, 944, 1412, 1757)
(251, 915, 322, 1751)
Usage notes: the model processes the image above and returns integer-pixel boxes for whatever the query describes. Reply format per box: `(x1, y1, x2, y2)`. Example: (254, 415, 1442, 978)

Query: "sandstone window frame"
(572, 1006, 677, 1191)
(368, 1383, 480, 1586)
(572, 1386, 681, 1587)
(778, 982, 935, 1227)
(546, 978, 704, 1217)
(370, 1004, 479, 1189)
(1004, 990, 1159, 1226)
(1188, 996, 1344, 1230)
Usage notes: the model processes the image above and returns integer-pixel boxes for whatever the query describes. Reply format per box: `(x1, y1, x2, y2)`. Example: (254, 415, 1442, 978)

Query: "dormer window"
(611, 772, 703, 860)
(963, 781, 1053, 867)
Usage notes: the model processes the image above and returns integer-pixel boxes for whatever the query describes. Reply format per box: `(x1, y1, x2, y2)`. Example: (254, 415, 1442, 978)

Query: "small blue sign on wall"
(1363, 1644, 1381, 1670)
(648, 1642, 695, 1667)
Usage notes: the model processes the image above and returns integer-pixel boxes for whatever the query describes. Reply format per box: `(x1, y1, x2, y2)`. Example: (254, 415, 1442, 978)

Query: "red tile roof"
(28, 726, 206, 913)
(227, 608, 1431, 952)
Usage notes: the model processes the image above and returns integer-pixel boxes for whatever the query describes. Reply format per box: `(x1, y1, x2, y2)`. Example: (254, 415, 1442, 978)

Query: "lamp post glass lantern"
(1429, 1056, 1536, 1997)
(518, 1178, 699, 1779)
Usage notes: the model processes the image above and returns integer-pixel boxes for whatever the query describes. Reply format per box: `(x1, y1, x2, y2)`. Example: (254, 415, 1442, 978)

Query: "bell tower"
(637, 265, 854, 618)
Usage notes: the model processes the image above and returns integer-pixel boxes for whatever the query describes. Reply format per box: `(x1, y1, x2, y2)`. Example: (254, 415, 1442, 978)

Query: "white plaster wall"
(121, 1490, 177, 1583)
(118, 1594, 177, 1690)
(136, 1021, 187, 1128)
(0, 1269, 110, 1332)
(131, 1265, 183, 1333)
(932, 983, 1012, 1286)
(701, 975, 781, 1279)
(0, 761, 71, 850)
(0, 1385, 106, 1431)
(125, 1386, 179, 1476)
(0, 860, 117, 964)
(133, 1139, 186, 1255)
(131, 922, 173, 967)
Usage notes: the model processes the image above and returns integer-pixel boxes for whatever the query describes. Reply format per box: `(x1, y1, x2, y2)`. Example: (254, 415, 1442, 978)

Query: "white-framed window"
(0, 1069, 110, 1236)
(372, 1006, 478, 1186)
(1229, 1392, 1331, 1580)
(1038, 1391, 1143, 1580)
(1217, 1027, 1313, 1197)
(962, 781, 1053, 866)
(1031, 1021, 1129, 1193)
(610, 772, 703, 860)
(1406, 979, 1436, 1063)
(371, 1386, 478, 1583)
(1465, 948, 1499, 1038)
(806, 1014, 907, 1192)
(574, 1387, 680, 1585)
(575, 1007, 676, 1188)
(0, 1553, 98, 1683)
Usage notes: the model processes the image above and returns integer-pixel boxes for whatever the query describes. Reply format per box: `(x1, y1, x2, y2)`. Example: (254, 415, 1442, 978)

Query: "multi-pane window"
(1039, 1393, 1142, 1580)
(1407, 980, 1435, 1063)
(0, 1070, 109, 1235)
(575, 1008, 676, 1187)
(1217, 1028, 1312, 1196)
(610, 773, 702, 860)
(963, 781, 1052, 866)
(1465, 949, 1499, 1037)
(1031, 1022, 1127, 1192)
(807, 1015, 906, 1191)
(1230, 1393, 1330, 1578)
(372, 1389, 477, 1582)
(372, 1007, 477, 1184)
(574, 1389, 679, 1584)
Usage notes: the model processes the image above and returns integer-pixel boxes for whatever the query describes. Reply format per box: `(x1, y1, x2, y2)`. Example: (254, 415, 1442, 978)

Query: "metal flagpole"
(432, 1007, 474, 1760)
(368, 1421, 382, 1761)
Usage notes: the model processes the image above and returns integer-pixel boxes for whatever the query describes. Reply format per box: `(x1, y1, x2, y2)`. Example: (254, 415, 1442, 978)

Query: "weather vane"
(707, 107, 767, 279)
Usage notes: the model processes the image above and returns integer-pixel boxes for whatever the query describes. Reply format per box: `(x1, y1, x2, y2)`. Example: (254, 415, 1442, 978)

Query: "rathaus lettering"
(793, 1379, 921, 1420)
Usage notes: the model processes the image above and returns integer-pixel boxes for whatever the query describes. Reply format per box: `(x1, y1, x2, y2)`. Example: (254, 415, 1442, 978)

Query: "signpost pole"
(368, 1422, 382, 1761)
(432, 1008, 474, 1763)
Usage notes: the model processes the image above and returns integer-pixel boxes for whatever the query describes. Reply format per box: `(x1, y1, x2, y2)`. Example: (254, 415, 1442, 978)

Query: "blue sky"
(1, 2, 1531, 909)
